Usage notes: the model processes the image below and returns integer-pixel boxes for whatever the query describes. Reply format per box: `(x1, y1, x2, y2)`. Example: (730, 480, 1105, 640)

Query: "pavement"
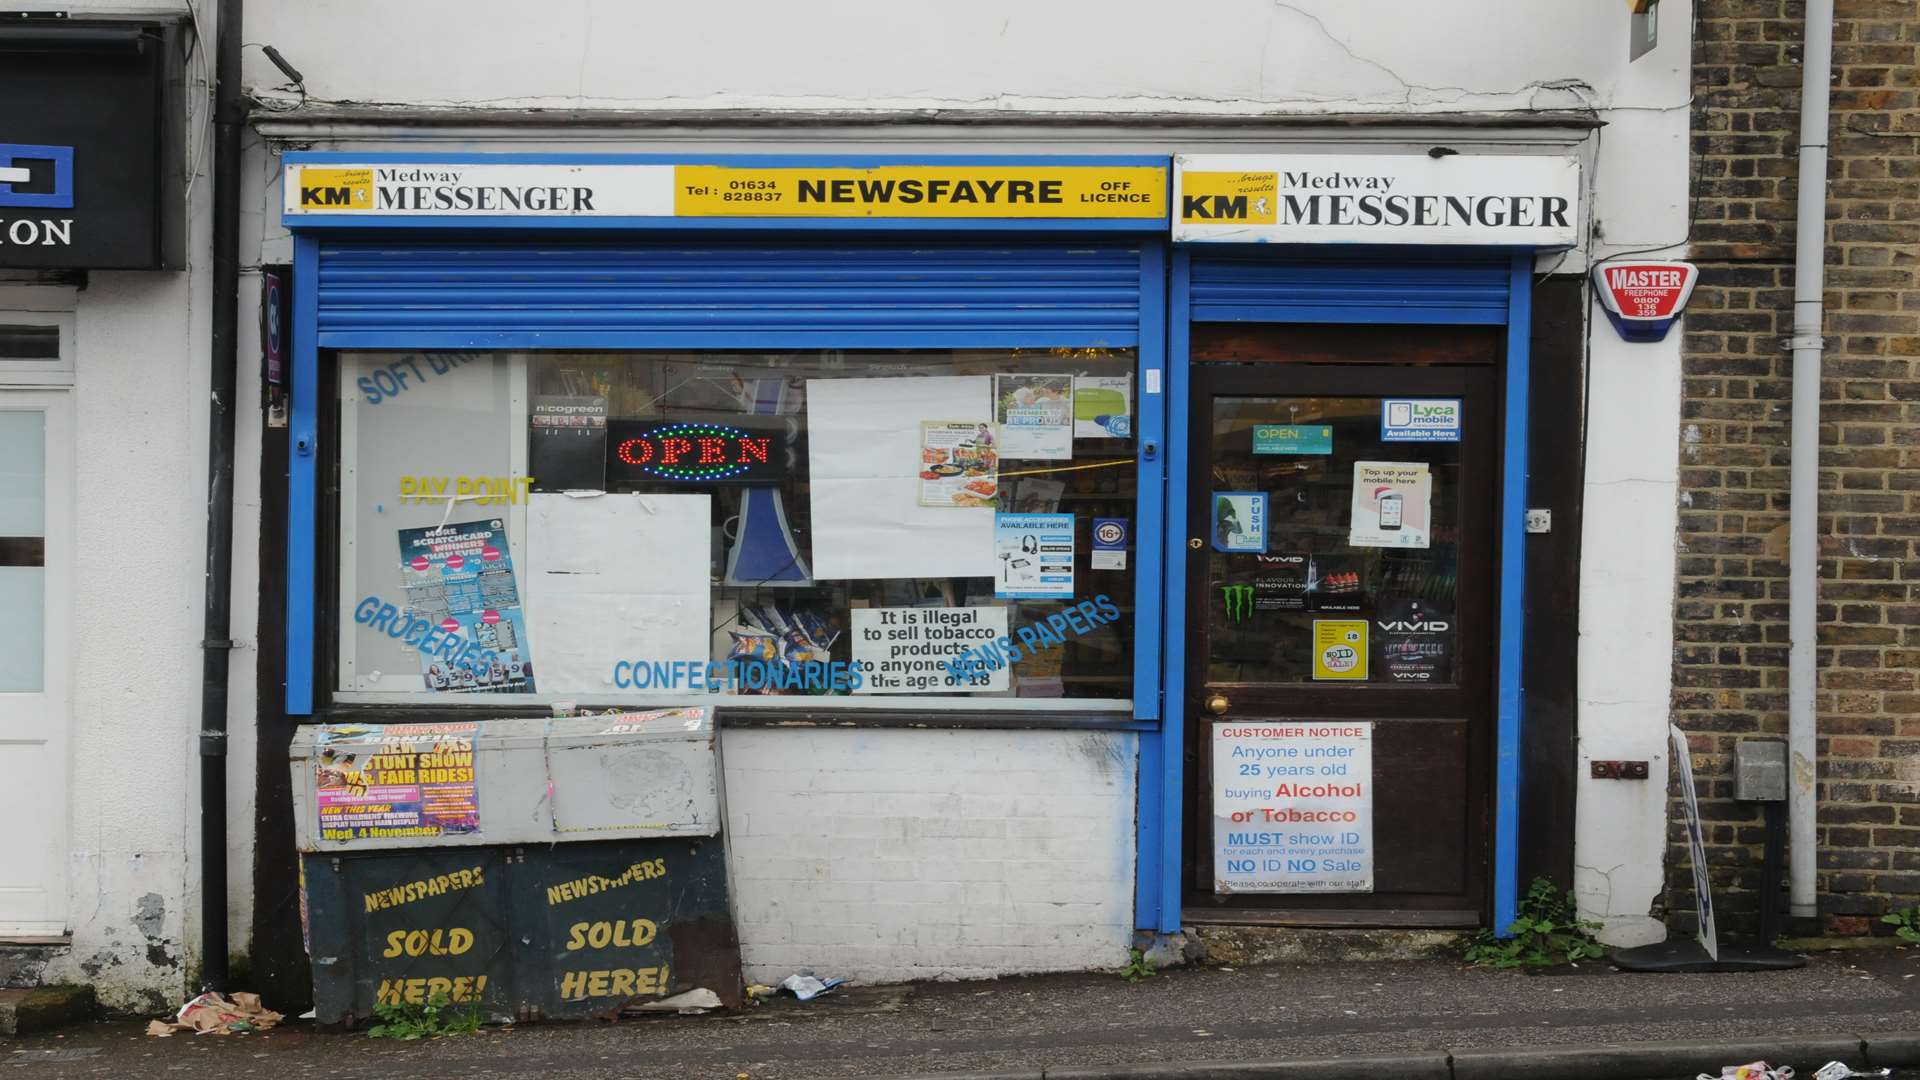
(7, 949, 1920, 1079)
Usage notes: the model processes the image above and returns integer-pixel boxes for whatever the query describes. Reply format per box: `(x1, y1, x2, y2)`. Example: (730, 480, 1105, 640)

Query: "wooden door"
(1182, 325, 1501, 926)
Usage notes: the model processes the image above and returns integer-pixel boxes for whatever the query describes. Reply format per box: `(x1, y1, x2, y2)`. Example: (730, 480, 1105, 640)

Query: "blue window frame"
(1137, 248, 1533, 939)
(283, 154, 1171, 726)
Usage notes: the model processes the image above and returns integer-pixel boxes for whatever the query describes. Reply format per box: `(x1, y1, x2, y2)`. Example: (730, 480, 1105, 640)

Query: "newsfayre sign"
(284, 162, 1168, 221)
(1174, 153, 1581, 248)
(0, 21, 186, 270)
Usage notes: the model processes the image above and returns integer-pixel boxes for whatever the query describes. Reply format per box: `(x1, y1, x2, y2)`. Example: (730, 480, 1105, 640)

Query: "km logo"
(1179, 172, 1277, 225)
(1221, 584, 1255, 622)
(296, 168, 373, 210)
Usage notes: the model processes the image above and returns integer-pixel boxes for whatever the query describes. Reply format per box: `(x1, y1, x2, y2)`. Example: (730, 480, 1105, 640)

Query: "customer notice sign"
(284, 161, 1167, 222)
(1173, 153, 1580, 247)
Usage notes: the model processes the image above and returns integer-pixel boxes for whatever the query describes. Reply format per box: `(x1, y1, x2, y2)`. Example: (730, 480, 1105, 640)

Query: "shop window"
(336, 349, 1140, 709)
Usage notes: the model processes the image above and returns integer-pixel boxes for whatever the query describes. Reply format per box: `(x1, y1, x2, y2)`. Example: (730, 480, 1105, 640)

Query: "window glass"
(339, 350, 1139, 706)
(1205, 395, 1461, 686)
(0, 409, 45, 692)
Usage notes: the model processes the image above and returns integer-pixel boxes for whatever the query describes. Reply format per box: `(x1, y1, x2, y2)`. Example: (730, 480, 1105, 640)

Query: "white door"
(0, 390, 72, 936)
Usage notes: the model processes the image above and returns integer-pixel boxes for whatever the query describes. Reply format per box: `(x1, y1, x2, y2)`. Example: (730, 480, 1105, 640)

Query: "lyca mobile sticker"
(1381, 398, 1461, 442)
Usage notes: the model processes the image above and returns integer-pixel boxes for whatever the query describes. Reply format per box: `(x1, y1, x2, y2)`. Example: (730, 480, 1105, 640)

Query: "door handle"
(1205, 694, 1230, 715)
(1189, 538, 1203, 550)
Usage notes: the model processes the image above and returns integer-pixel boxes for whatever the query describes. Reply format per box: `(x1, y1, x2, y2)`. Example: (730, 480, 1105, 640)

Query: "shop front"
(275, 148, 1588, 986)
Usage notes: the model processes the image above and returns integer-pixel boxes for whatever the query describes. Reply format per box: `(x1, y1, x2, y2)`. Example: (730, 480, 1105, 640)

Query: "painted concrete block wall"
(239, 0, 1676, 120)
(36, 265, 212, 1011)
(720, 729, 1137, 983)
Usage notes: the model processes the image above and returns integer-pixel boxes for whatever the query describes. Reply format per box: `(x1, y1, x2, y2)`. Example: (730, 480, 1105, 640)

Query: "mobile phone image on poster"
(994, 374, 1073, 460)
(919, 421, 1000, 508)
(1348, 462, 1432, 549)
(1211, 492, 1267, 553)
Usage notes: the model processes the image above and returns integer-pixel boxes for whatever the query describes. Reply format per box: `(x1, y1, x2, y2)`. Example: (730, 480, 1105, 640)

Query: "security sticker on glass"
(1211, 492, 1267, 554)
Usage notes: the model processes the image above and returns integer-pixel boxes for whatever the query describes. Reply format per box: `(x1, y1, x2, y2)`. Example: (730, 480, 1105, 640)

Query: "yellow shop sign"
(673, 165, 1166, 219)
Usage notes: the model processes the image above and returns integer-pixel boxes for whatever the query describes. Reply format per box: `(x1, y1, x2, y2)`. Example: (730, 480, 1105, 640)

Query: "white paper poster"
(807, 376, 997, 580)
(1348, 462, 1432, 549)
(995, 513, 1074, 599)
(994, 374, 1073, 460)
(1212, 721, 1373, 894)
(1072, 375, 1132, 438)
(525, 492, 711, 693)
(852, 606, 1011, 694)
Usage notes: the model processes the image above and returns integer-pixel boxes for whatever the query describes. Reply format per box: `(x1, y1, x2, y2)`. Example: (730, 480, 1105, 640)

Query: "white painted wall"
(0, 0, 216, 1012)
(239, 0, 1666, 119)
(0, 266, 213, 1011)
(721, 729, 1137, 982)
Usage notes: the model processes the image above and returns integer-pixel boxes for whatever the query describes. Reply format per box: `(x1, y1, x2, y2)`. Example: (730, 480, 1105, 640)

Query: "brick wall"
(1674, 0, 1920, 937)
(720, 728, 1136, 982)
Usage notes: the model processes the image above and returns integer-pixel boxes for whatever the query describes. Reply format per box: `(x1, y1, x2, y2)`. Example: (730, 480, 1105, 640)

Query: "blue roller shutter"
(314, 239, 1144, 347)
(1189, 255, 1510, 325)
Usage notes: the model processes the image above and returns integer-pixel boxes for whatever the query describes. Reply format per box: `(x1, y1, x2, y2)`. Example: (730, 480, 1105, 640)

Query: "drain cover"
(9, 1048, 103, 1063)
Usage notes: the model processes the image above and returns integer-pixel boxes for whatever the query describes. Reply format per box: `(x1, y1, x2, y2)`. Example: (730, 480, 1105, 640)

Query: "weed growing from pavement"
(1883, 907, 1920, 943)
(367, 991, 484, 1040)
(1118, 947, 1156, 982)
(1464, 877, 1608, 969)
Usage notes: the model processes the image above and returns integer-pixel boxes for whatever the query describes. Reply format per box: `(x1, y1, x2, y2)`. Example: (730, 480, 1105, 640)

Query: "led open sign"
(607, 421, 788, 484)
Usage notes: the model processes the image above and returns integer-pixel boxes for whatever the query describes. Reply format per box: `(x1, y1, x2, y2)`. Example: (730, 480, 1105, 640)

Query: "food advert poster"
(1311, 619, 1370, 680)
(1072, 375, 1132, 439)
(994, 374, 1073, 460)
(1212, 492, 1268, 553)
(314, 722, 481, 842)
(1212, 721, 1373, 894)
(994, 512, 1075, 599)
(852, 605, 1011, 694)
(1348, 461, 1432, 549)
(918, 421, 1001, 508)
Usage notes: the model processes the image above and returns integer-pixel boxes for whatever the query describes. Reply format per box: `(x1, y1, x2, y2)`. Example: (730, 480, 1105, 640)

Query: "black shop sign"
(0, 21, 186, 270)
(301, 837, 743, 1024)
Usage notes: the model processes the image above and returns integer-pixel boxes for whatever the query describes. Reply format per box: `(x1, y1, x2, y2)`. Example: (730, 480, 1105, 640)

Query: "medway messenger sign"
(1174, 153, 1580, 247)
(284, 162, 1167, 221)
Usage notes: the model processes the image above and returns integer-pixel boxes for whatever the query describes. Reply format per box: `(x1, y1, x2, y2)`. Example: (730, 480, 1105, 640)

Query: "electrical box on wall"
(1734, 739, 1788, 802)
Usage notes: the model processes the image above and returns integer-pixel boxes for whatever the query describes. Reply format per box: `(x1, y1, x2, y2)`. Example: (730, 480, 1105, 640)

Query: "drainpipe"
(1787, 0, 1834, 923)
(198, 0, 244, 990)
